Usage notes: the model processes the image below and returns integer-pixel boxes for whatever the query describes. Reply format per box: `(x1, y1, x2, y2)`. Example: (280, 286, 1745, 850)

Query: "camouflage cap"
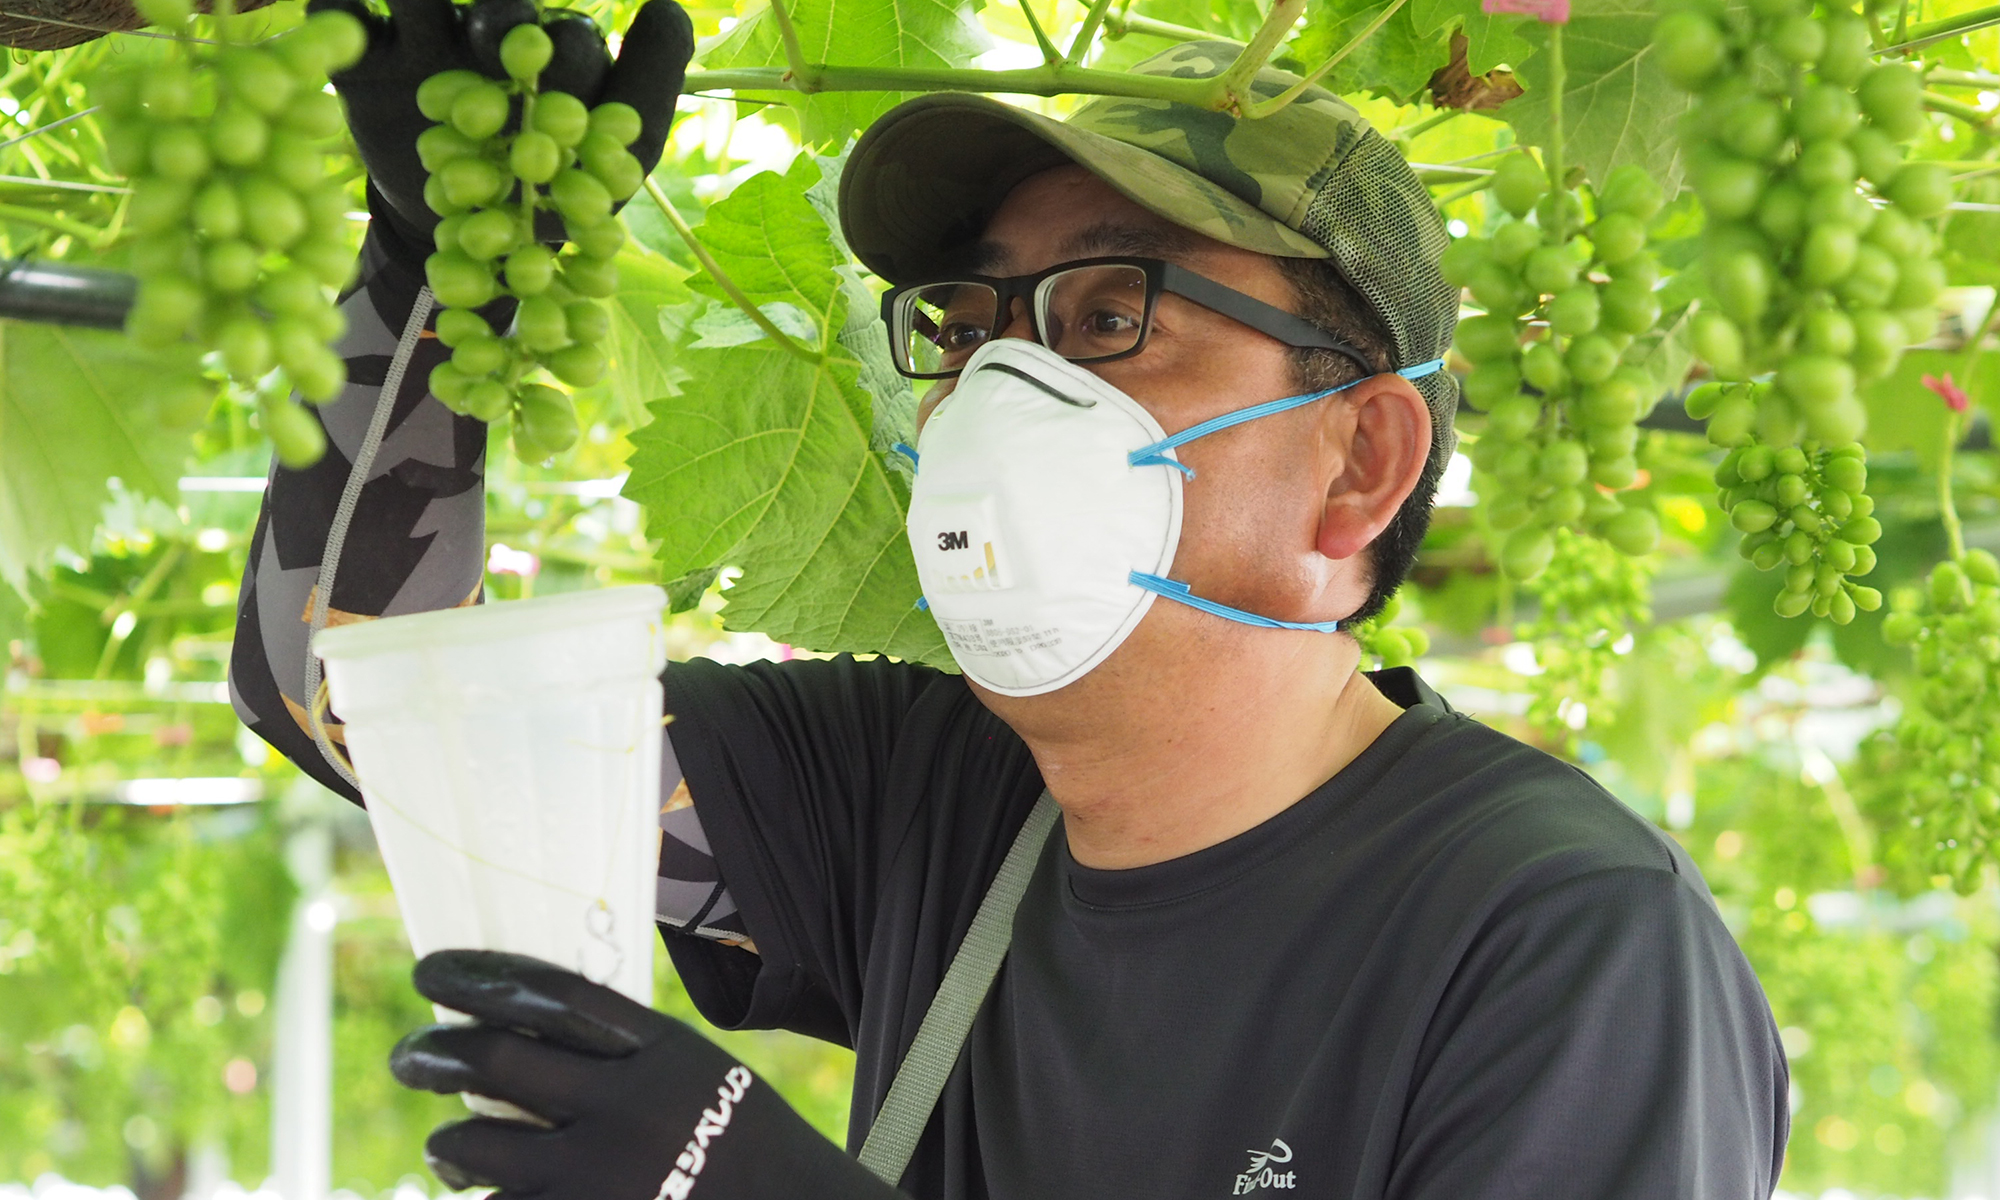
(839, 39, 1461, 464)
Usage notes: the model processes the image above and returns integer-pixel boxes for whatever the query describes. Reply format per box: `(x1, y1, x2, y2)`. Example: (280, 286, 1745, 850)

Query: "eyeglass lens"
(894, 264, 1151, 375)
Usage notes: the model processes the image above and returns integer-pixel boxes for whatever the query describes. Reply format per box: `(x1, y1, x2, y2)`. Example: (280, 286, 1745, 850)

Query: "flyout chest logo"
(1233, 1139, 1297, 1194)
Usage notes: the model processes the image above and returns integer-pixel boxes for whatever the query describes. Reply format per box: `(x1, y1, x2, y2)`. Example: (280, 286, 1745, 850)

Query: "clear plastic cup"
(315, 585, 668, 1114)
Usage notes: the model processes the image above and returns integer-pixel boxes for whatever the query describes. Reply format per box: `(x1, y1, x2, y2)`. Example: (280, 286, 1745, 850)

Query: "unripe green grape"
(1887, 163, 1952, 219)
(220, 50, 296, 116)
(510, 130, 563, 184)
(570, 219, 625, 260)
(430, 361, 476, 409)
(150, 123, 211, 181)
(1484, 395, 1540, 439)
(457, 208, 520, 261)
(1851, 584, 1882, 611)
(1690, 314, 1745, 377)
(203, 240, 261, 292)
(1694, 154, 1762, 219)
(419, 71, 485, 123)
(505, 244, 557, 296)
(547, 342, 607, 387)
(1565, 334, 1619, 384)
(1707, 387, 1756, 446)
(1467, 263, 1530, 316)
(217, 317, 272, 377)
(288, 344, 347, 403)
(515, 294, 571, 352)
(1837, 244, 1898, 309)
(1710, 250, 1769, 324)
(451, 82, 512, 140)
(258, 267, 325, 317)
(1794, 139, 1857, 190)
(418, 125, 480, 172)
(1590, 453, 1639, 490)
(1546, 286, 1601, 336)
(1524, 246, 1579, 294)
(1840, 515, 1883, 545)
(1500, 525, 1557, 581)
(1720, 98, 1787, 160)
(1454, 313, 1516, 363)
(1519, 341, 1565, 391)
(584, 145, 643, 201)
(261, 395, 327, 468)
(1847, 127, 1904, 189)
(1463, 362, 1522, 409)
(1791, 82, 1857, 141)
(141, 65, 196, 119)
(266, 139, 325, 193)
(1654, 11, 1726, 88)
(1857, 64, 1927, 141)
(435, 308, 492, 348)
(1891, 256, 1945, 310)
(1801, 308, 1855, 357)
(550, 168, 613, 223)
(131, 232, 194, 278)
(1755, 183, 1806, 246)
(1589, 212, 1646, 265)
(1543, 487, 1587, 526)
(192, 182, 243, 240)
(1803, 393, 1866, 445)
(1490, 154, 1546, 219)
(128, 176, 193, 234)
(452, 334, 510, 377)
(1817, 14, 1870, 84)
(564, 300, 610, 344)
(283, 90, 346, 139)
(559, 254, 618, 298)
(440, 157, 507, 208)
(240, 177, 307, 249)
(102, 119, 150, 176)
(467, 379, 513, 423)
(1798, 224, 1857, 287)
(1489, 220, 1540, 266)
(1966, 549, 2000, 586)
(1768, 12, 1824, 64)
(1597, 278, 1659, 335)
(588, 101, 644, 147)
(426, 252, 497, 309)
(501, 23, 555, 82)
(532, 90, 591, 146)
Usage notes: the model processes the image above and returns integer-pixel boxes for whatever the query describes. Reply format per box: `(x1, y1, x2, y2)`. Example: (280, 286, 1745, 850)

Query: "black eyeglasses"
(880, 256, 1376, 381)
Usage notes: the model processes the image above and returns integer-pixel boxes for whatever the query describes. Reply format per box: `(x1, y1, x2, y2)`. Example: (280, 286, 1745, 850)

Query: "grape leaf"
(698, 0, 991, 149)
(1501, 0, 1692, 192)
(622, 156, 948, 665)
(1860, 348, 1994, 477)
(0, 321, 208, 592)
(1296, 0, 1453, 103)
(1410, 0, 1535, 75)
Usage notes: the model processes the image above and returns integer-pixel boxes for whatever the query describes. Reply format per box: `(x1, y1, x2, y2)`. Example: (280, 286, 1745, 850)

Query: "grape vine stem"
(1878, 3, 2000, 56)
(642, 176, 822, 365)
(1242, 0, 1409, 119)
(1064, 0, 1118, 64)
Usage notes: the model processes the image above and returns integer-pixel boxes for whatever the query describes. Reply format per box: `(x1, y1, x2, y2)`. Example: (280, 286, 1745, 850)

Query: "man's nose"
(996, 297, 1036, 345)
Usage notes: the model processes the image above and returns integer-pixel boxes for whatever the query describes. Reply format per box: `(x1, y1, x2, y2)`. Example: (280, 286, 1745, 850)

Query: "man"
(230, 1, 1791, 1196)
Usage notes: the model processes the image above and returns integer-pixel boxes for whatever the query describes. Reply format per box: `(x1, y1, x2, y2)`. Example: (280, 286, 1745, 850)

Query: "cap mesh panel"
(1298, 128, 1461, 469)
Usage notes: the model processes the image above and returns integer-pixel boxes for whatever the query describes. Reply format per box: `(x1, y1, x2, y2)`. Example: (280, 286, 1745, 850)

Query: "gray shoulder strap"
(855, 791, 1061, 1186)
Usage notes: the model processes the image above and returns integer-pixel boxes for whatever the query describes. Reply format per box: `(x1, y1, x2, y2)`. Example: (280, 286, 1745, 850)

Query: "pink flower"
(1483, 0, 1569, 23)
(1924, 372, 1971, 413)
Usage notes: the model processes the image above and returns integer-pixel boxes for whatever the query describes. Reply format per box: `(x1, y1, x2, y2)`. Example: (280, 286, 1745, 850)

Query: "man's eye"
(1079, 308, 1141, 338)
(939, 322, 990, 352)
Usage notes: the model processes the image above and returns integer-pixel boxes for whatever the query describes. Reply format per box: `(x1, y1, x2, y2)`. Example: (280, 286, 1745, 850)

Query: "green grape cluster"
(1348, 591, 1431, 669)
(94, 8, 367, 468)
(1446, 157, 1668, 582)
(1655, 0, 1946, 611)
(1516, 526, 1655, 745)
(1697, 408, 1883, 621)
(1880, 550, 2000, 886)
(415, 22, 646, 462)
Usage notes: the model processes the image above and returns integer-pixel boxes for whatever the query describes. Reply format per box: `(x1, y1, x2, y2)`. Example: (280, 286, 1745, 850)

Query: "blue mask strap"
(1129, 571, 1342, 633)
(892, 441, 920, 470)
(1128, 359, 1446, 479)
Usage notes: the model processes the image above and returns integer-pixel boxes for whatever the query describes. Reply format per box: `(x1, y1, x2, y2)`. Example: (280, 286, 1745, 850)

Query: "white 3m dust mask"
(904, 338, 1445, 697)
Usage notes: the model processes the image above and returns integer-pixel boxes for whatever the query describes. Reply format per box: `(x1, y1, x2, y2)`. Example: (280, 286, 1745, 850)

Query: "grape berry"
(416, 21, 646, 462)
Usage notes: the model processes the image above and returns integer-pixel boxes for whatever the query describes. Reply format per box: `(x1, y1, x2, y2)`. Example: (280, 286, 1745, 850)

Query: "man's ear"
(1314, 375, 1432, 562)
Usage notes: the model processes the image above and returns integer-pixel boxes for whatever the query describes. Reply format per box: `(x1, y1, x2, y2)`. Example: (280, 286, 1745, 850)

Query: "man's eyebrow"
(1060, 223, 1198, 263)
(944, 223, 1199, 278)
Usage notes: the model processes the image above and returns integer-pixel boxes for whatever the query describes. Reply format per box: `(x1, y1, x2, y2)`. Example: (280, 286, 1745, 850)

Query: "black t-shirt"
(660, 656, 1789, 1200)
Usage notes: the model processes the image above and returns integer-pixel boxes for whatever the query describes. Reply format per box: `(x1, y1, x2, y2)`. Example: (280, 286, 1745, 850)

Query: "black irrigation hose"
(0, 258, 134, 331)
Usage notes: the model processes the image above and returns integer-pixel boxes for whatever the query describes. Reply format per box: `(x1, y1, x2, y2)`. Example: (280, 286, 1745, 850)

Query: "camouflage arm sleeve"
(227, 224, 751, 950)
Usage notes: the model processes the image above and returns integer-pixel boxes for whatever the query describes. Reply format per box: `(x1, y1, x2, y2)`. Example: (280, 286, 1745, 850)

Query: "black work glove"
(391, 950, 908, 1200)
(308, 0, 693, 260)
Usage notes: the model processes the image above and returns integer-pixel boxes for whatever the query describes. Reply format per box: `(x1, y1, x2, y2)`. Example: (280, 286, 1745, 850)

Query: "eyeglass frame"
(878, 255, 1380, 382)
